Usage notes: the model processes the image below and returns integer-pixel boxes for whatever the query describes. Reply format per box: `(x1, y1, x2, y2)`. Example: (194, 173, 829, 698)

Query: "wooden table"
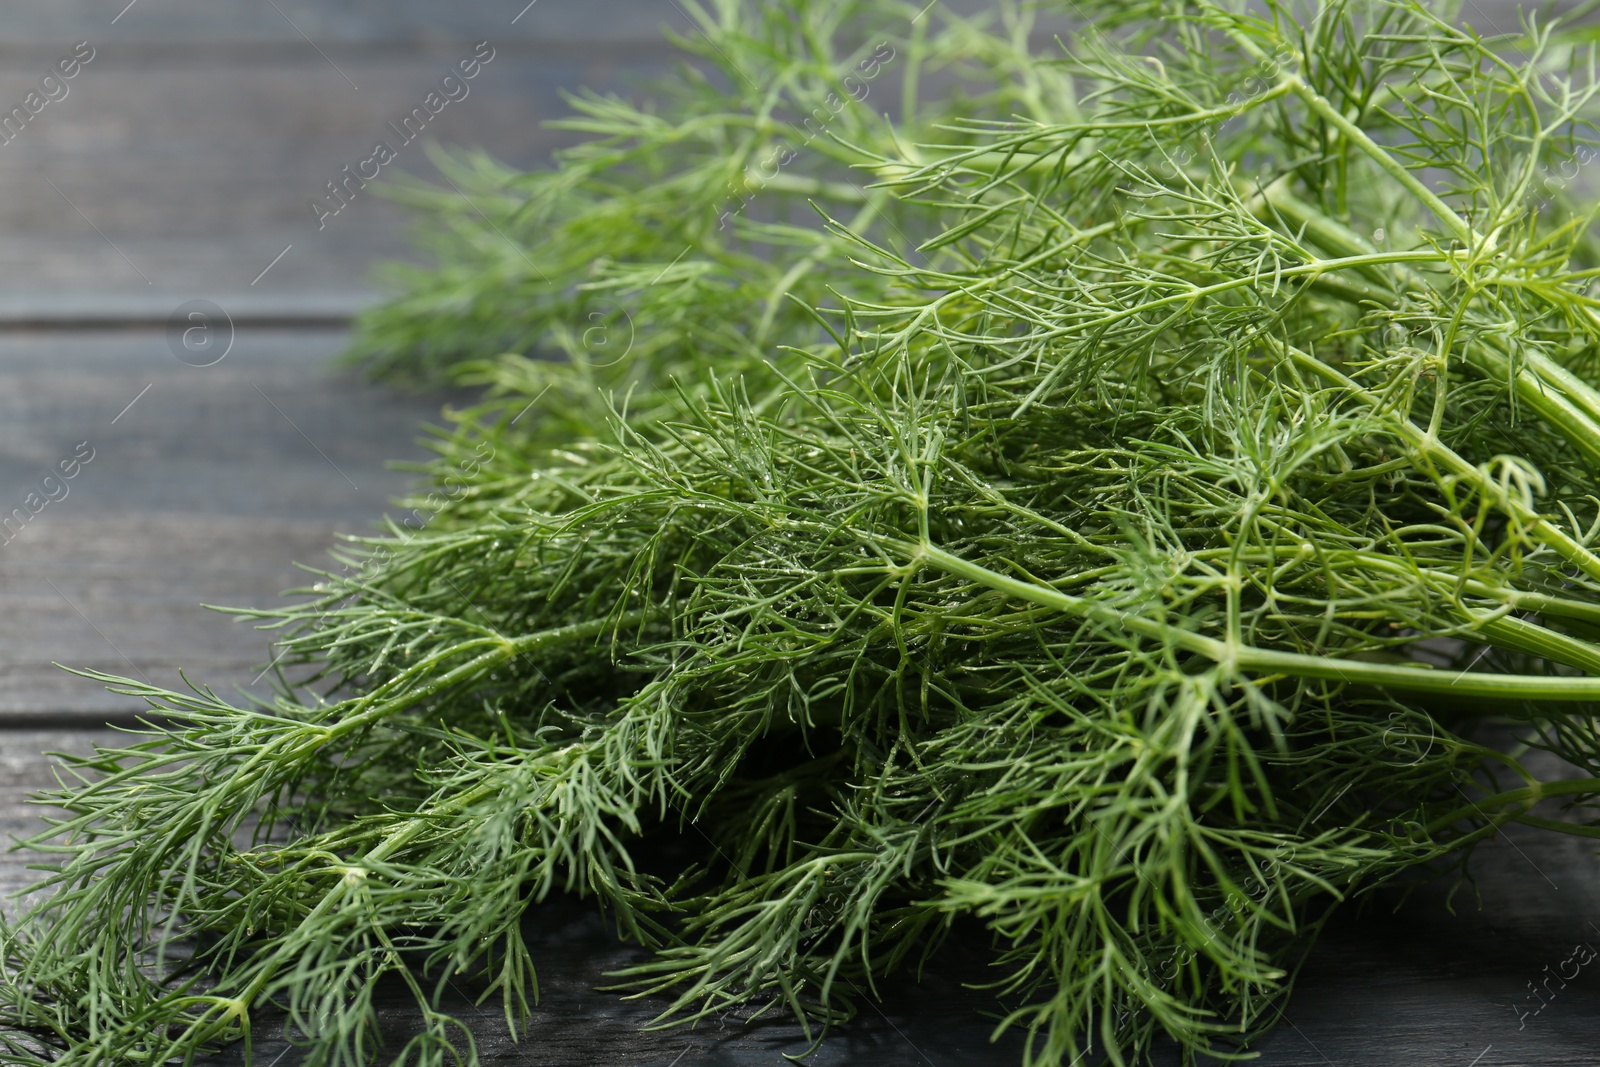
(1, 1, 1596, 1064)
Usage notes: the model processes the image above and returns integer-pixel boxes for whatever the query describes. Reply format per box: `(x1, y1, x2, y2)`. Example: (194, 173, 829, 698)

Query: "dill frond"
(9, 2, 1600, 1065)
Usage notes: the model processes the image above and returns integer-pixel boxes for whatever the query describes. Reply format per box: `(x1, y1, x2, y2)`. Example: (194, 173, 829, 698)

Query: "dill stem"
(1269, 340, 1600, 583)
(1256, 181, 1600, 465)
(47, 612, 658, 850)
(1285, 75, 1476, 246)
(216, 774, 508, 1040)
(27, 610, 660, 1025)
(868, 82, 1297, 184)
(753, 172, 872, 203)
(73, 611, 637, 1055)
(912, 542, 1600, 701)
(1425, 776, 1600, 836)
(1011, 251, 1444, 416)
(1476, 613, 1600, 675)
(327, 609, 658, 738)
(1213, 14, 1479, 248)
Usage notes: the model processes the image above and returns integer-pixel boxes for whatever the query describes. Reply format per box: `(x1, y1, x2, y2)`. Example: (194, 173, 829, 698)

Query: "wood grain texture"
(0, 732, 115, 905)
(0, 0, 688, 47)
(0, 328, 457, 719)
(0, 42, 679, 297)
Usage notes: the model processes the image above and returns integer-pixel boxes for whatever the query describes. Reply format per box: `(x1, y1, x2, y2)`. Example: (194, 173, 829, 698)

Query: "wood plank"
(0, 0, 689, 46)
(0, 43, 679, 297)
(0, 291, 372, 327)
(0, 328, 455, 720)
(0, 730, 116, 905)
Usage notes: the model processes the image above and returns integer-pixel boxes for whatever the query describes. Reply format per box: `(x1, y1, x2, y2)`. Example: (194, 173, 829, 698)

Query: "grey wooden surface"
(0, 4, 686, 302)
(0, 1, 1596, 1065)
(0, 328, 461, 718)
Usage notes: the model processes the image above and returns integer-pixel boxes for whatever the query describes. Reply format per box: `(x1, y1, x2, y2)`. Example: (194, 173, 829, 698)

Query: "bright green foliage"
(9, 1, 1600, 1065)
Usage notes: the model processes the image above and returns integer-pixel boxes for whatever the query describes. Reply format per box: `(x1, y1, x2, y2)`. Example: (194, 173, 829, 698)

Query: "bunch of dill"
(8, 1, 1600, 1065)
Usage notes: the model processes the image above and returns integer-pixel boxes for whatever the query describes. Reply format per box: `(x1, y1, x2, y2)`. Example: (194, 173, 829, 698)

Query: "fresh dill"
(8, 2, 1600, 1065)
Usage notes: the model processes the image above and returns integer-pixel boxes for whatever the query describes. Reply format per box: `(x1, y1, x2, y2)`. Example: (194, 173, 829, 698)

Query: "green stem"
(1272, 339, 1600, 583)
(329, 608, 659, 738)
(912, 541, 1600, 702)
(756, 172, 872, 203)
(1477, 613, 1600, 675)
(1426, 775, 1600, 834)
(222, 773, 506, 1029)
(1282, 74, 1478, 247)
(1258, 181, 1600, 470)
(1175, 545, 1600, 628)
(67, 610, 655, 1053)
(1214, 18, 1479, 248)
(869, 81, 1297, 186)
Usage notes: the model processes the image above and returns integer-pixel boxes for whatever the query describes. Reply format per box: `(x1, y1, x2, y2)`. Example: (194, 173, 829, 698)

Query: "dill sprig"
(8, 2, 1600, 1065)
